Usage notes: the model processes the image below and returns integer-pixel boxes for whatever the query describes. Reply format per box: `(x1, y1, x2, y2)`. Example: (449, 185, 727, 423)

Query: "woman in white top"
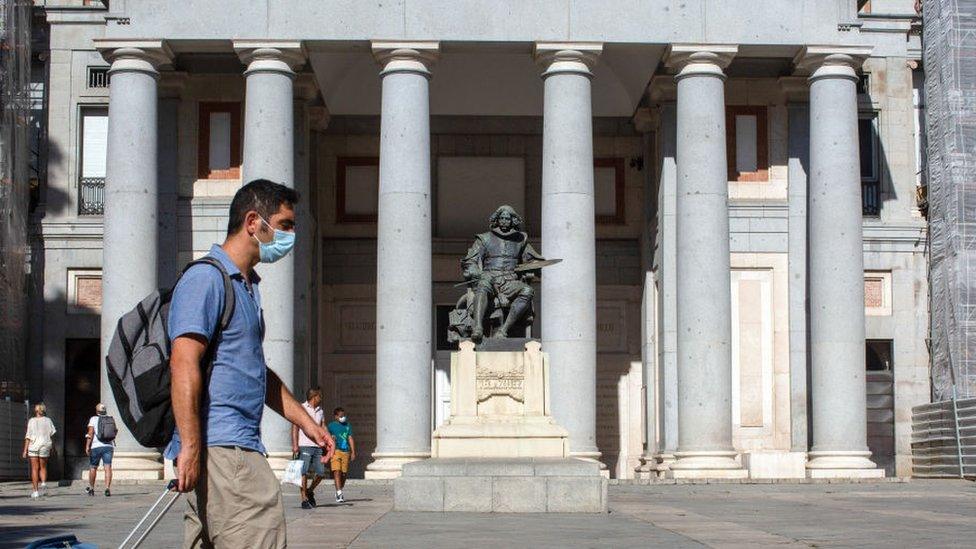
(23, 403, 56, 499)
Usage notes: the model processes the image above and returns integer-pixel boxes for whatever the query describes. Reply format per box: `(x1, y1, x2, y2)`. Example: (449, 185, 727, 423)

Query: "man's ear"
(243, 210, 260, 235)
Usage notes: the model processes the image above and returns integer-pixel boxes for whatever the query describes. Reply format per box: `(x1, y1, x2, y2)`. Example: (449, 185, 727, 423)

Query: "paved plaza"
(1, 480, 974, 548)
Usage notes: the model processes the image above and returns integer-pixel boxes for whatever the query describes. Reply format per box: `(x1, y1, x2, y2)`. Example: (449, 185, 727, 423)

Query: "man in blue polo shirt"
(166, 179, 333, 549)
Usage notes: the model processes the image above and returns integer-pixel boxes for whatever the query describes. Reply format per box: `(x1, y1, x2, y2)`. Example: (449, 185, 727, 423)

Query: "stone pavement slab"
(0, 479, 973, 548)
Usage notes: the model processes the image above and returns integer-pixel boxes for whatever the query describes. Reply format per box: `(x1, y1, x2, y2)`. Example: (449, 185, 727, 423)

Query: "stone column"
(796, 47, 882, 478)
(665, 45, 746, 478)
(535, 43, 602, 462)
(234, 41, 306, 471)
(96, 41, 173, 479)
(366, 42, 439, 479)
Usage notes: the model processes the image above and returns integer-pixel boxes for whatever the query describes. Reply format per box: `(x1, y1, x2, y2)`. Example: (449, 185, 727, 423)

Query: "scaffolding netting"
(925, 0, 976, 400)
(0, 0, 31, 400)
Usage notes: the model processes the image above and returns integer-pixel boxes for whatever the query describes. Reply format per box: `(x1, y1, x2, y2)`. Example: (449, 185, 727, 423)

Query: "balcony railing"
(79, 177, 104, 215)
(862, 180, 880, 216)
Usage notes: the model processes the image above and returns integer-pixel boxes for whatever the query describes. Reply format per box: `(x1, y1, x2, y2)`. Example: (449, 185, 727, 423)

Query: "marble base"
(667, 450, 747, 479)
(394, 458, 607, 513)
(807, 468, 885, 479)
(742, 451, 808, 479)
(668, 468, 750, 480)
(365, 452, 430, 480)
(431, 340, 570, 459)
(806, 450, 884, 479)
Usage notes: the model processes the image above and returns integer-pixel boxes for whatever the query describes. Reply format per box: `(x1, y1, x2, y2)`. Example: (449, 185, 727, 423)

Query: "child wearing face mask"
(327, 407, 355, 503)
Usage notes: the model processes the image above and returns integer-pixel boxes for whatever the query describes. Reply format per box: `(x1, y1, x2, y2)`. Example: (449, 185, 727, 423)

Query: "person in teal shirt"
(327, 407, 355, 503)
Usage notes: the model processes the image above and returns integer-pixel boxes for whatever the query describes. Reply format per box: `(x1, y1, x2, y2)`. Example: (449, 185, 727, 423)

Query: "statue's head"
(488, 205, 522, 232)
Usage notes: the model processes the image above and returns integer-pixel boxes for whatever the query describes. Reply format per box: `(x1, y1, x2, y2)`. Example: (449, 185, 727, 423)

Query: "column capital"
(95, 39, 174, 78)
(371, 41, 440, 78)
(234, 41, 307, 77)
(664, 44, 737, 80)
(793, 46, 872, 82)
(534, 42, 602, 79)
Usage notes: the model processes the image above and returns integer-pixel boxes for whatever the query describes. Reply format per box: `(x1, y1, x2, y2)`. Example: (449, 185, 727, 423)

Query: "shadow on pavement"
(0, 523, 87, 548)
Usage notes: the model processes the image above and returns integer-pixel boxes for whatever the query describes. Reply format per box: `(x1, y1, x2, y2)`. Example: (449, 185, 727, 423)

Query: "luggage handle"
(119, 480, 180, 549)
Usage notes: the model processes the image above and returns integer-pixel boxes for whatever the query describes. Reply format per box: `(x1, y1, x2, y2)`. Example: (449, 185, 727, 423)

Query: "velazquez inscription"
(476, 364, 525, 403)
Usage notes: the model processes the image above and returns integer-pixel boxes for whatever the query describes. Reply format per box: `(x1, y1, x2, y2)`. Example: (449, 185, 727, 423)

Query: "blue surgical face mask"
(254, 216, 296, 263)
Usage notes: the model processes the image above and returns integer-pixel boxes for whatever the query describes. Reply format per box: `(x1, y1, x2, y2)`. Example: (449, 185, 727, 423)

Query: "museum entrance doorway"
(64, 338, 100, 479)
(866, 339, 895, 476)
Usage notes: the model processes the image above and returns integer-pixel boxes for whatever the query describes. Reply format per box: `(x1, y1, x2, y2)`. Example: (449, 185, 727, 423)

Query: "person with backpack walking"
(85, 403, 116, 496)
(23, 403, 56, 499)
(164, 179, 333, 549)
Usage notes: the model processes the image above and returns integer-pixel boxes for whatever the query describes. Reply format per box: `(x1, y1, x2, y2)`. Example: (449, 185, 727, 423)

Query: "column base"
(570, 449, 609, 478)
(806, 450, 884, 478)
(634, 453, 658, 480)
(666, 450, 747, 479)
(81, 451, 163, 480)
(365, 451, 430, 479)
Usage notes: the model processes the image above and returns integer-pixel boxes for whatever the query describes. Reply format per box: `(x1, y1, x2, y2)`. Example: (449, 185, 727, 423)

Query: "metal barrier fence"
(0, 399, 29, 480)
(911, 396, 976, 478)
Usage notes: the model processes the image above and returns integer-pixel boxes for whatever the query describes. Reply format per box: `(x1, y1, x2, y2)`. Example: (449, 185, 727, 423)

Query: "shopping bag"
(281, 459, 304, 487)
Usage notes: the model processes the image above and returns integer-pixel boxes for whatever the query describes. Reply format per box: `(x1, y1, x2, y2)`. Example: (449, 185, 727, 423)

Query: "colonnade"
(96, 39, 877, 479)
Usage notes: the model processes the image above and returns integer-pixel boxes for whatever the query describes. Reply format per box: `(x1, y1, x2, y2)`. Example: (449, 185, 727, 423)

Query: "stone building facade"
(28, 0, 928, 480)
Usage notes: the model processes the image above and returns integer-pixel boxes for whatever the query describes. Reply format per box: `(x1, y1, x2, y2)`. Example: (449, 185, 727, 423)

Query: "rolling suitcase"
(118, 479, 182, 549)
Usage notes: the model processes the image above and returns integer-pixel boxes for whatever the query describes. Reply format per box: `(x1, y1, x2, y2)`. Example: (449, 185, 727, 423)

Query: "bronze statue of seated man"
(448, 205, 557, 343)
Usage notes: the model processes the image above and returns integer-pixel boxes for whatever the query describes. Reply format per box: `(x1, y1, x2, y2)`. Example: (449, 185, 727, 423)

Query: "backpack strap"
(177, 257, 237, 380)
(180, 256, 236, 335)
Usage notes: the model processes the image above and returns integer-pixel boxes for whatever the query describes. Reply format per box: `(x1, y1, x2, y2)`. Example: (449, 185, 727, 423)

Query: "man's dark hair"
(227, 179, 299, 235)
(333, 407, 345, 416)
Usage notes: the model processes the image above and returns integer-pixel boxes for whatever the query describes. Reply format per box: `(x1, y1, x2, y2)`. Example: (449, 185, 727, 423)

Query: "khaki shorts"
(183, 446, 286, 549)
(28, 444, 52, 458)
(330, 450, 350, 474)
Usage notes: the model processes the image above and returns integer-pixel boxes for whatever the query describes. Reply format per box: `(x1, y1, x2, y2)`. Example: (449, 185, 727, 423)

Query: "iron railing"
(862, 180, 881, 216)
(79, 176, 105, 215)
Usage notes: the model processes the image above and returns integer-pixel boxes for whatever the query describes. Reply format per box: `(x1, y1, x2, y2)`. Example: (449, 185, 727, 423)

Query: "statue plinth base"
(396, 340, 606, 512)
(431, 339, 569, 458)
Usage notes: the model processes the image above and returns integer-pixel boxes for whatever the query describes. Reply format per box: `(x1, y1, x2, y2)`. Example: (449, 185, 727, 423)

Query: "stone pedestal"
(431, 340, 569, 458)
(396, 340, 605, 512)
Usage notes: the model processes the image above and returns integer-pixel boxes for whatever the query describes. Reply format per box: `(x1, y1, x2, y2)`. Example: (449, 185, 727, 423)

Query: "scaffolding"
(0, 0, 32, 401)
(926, 0, 976, 401)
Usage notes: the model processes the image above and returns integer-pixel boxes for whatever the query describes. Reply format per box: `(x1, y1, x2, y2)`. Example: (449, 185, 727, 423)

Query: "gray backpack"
(96, 415, 118, 443)
(105, 257, 235, 448)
